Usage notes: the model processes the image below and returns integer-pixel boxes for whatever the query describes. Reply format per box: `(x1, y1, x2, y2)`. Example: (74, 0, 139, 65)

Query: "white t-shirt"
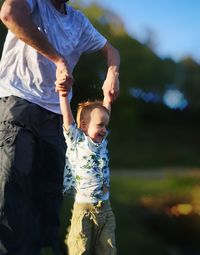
(0, 0, 107, 114)
(63, 122, 110, 203)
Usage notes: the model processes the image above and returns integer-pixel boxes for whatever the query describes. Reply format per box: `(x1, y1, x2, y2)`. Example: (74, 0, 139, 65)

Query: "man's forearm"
(101, 42, 120, 102)
(101, 42, 120, 74)
(0, 0, 63, 65)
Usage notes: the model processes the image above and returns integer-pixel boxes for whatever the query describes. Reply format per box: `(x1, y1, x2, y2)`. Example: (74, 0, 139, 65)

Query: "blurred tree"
(181, 58, 200, 109)
(70, 2, 181, 104)
(70, 2, 179, 124)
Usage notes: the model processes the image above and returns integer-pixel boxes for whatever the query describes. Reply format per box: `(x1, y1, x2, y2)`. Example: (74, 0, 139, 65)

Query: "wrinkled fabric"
(66, 200, 117, 255)
(0, 96, 66, 255)
(0, 0, 107, 114)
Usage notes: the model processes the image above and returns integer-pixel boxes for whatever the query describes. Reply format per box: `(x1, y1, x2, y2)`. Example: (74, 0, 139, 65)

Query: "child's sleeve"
(63, 122, 81, 145)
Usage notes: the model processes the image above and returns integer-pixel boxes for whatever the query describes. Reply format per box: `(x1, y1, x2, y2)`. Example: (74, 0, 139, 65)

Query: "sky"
(79, 0, 200, 63)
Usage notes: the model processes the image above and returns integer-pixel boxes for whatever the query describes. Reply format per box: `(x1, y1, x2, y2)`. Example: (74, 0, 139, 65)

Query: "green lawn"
(42, 171, 200, 255)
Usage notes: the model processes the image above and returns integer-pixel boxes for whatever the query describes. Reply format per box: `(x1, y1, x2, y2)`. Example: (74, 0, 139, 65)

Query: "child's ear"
(80, 120, 87, 131)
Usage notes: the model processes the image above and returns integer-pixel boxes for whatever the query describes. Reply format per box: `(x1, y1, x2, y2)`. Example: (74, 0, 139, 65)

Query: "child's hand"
(55, 78, 72, 97)
(55, 61, 74, 91)
(55, 83, 69, 94)
(55, 68, 74, 97)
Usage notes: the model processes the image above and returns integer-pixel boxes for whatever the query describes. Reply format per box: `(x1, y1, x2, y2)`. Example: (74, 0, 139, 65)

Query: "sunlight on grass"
(110, 174, 200, 255)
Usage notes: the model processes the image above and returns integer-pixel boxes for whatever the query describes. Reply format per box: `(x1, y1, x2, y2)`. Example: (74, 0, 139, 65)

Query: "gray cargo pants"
(0, 96, 66, 255)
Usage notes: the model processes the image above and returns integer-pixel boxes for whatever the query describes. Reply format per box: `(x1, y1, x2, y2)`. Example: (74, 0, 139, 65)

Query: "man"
(0, 0, 120, 254)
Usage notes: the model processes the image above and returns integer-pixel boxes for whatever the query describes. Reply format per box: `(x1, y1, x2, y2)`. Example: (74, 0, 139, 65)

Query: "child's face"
(82, 108, 110, 143)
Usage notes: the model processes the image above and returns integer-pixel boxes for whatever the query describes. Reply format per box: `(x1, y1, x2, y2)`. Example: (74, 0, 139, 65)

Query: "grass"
(110, 174, 198, 255)
(41, 171, 200, 255)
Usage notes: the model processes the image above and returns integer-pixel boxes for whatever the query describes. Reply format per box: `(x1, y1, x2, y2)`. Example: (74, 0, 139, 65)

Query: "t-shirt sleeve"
(63, 122, 82, 145)
(26, 0, 36, 13)
(79, 11, 107, 53)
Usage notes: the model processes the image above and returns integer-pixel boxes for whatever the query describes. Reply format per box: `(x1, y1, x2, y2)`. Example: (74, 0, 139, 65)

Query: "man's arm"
(0, 0, 73, 89)
(100, 42, 120, 103)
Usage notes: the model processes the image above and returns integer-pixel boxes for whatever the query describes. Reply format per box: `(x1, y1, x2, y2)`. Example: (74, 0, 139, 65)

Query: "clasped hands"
(55, 62, 74, 97)
(55, 62, 120, 103)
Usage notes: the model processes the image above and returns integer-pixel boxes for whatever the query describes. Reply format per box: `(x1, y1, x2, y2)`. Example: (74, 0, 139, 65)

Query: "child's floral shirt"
(63, 122, 110, 203)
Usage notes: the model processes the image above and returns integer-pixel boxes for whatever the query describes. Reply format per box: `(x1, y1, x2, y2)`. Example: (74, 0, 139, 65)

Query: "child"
(58, 90, 117, 255)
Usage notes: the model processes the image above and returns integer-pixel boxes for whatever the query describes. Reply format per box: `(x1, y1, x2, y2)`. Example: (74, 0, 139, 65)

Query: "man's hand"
(102, 68, 120, 103)
(55, 60, 74, 96)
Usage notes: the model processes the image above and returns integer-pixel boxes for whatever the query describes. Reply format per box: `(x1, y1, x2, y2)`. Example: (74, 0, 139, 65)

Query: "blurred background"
(1, 0, 200, 254)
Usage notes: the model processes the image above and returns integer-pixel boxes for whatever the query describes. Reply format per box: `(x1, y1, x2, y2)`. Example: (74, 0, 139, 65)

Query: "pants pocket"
(0, 121, 19, 210)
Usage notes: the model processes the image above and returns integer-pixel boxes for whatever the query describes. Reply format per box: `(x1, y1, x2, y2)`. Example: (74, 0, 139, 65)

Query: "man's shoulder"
(68, 5, 83, 16)
(67, 5, 88, 23)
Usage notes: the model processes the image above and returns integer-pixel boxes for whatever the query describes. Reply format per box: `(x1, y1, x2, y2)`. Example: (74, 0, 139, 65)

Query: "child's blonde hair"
(76, 101, 110, 128)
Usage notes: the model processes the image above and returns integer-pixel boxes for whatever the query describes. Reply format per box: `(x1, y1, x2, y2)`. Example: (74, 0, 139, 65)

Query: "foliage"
(70, 1, 200, 114)
(71, 2, 178, 98)
(180, 58, 200, 109)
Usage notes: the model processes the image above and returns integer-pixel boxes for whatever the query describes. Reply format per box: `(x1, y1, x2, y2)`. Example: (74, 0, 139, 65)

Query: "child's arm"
(103, 96, 111, 114)
(59, 93, 74, 130)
